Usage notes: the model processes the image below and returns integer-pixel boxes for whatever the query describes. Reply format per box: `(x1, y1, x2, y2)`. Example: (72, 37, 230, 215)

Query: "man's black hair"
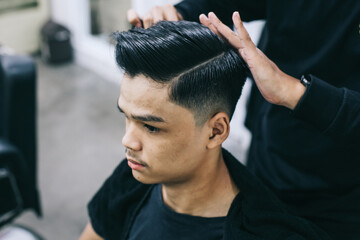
(113, 21, 248, 125)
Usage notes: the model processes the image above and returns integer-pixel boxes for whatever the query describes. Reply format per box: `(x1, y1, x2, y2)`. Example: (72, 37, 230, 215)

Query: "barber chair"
(0, 47, 43, 239)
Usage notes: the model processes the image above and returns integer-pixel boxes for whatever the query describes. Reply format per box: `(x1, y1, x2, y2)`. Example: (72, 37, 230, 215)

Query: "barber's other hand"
(200, 12, 305, 110)
(127, 5, 183, 29)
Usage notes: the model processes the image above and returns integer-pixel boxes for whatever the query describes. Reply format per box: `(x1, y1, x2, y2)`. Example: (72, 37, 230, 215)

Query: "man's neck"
(161, 149, 239, 218)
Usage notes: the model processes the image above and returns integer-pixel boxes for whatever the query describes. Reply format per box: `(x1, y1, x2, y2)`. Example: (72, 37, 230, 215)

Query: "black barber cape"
(175, 1, 360, 239)
(88, 149, 330, 240)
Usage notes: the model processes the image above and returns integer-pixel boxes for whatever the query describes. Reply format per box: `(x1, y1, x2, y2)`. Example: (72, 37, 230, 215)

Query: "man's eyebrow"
(117, 105, 165, 123)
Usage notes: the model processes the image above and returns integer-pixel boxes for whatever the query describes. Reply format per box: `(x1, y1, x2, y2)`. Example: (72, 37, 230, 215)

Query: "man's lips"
(127, 157, 146, 170)
(127, 158, 144, 165)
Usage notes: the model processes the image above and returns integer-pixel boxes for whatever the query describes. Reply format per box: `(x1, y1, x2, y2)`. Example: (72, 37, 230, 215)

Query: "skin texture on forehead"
(120, 75, 174, 122)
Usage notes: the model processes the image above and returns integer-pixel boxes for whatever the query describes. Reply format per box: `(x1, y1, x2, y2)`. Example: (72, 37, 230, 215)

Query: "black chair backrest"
(0, 53, 41, 217)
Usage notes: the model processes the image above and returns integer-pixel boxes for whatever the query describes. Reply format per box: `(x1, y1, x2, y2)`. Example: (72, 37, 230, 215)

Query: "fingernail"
(237, 12, 242, 21)
(209, 12, 218, 22)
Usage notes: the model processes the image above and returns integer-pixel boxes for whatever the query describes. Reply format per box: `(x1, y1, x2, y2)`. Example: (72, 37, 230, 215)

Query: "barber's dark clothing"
(128, 184, 225, 240)
(175, 1, 360, 239)
(88, 149, 330, 240)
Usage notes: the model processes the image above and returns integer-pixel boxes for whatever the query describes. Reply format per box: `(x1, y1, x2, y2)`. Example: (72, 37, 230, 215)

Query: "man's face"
(118, 74, 210, 185)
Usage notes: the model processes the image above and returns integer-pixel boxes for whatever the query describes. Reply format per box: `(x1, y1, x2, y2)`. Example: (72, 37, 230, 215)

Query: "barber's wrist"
(280, 74, 306, 110)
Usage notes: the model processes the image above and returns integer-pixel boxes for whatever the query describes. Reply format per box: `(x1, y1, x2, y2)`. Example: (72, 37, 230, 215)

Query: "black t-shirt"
(128, 184, 225, 240)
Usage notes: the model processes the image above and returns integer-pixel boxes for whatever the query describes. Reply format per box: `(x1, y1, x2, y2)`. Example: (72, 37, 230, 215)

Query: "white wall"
(50, 0, 121, 83)
(0, 0, 49, 53)
(48, 0, 183, 83)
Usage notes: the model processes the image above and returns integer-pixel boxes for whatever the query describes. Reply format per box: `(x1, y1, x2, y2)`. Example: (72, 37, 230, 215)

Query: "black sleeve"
(174, 0, 266, 26)
(293, 74, 360, 140)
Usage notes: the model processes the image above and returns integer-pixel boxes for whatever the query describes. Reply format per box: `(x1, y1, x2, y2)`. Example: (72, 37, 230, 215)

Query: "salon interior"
(0, 0, 264, 239)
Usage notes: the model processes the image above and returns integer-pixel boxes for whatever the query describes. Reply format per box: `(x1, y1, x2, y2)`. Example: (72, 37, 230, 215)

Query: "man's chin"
(131, 171, 160, 185)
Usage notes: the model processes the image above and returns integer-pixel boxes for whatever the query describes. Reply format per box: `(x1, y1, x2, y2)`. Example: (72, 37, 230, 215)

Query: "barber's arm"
(79, 222, 103, 240)
(127, 0, 266, 29)
(201, 11, 360, 139)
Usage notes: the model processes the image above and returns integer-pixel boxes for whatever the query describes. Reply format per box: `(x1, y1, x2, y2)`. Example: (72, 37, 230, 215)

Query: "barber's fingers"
(142, 5, 183, 29)
(232, 12, 257, 50)
(143, 13, 154, 29)
(163, 4, 183, 21)
(151, 6, 164, 24)
(231, 11, 261, 64)
(127, 9, 142, 28)
(208, 12, 258, 61)
(208, 12, 243, 50)
(199, 14, 222, 38)
(143, 7, 164, 28)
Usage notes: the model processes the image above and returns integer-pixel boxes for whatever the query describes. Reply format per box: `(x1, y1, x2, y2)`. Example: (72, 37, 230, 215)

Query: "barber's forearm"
(278, 73, 306, 110)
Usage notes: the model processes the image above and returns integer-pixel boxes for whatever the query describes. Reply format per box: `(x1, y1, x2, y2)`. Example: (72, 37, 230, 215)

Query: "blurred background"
(0, 0, 264, 239)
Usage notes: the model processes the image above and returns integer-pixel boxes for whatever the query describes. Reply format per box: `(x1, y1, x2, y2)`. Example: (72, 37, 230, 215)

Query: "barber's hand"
(200, 12, 305, 110)
(127, 5, 183, 29)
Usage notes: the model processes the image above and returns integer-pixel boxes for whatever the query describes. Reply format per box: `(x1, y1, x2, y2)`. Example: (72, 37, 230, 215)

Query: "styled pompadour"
(114, 21, 248, 125)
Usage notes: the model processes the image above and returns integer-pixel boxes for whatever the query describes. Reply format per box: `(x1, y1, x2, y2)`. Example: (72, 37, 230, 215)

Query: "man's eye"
(144, 124, 160, 133)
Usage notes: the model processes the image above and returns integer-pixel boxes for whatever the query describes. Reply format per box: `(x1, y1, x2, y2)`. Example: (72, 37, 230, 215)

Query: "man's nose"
(122, 123, 142, 151)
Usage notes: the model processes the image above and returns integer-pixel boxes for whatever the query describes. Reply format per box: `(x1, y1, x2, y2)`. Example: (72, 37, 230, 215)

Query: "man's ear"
(206, 112, 230, 149)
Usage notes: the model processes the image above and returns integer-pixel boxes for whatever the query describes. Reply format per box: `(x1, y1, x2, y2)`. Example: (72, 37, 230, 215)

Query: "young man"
(79, 21, 330, 240)
(128, 3, 360, 239)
